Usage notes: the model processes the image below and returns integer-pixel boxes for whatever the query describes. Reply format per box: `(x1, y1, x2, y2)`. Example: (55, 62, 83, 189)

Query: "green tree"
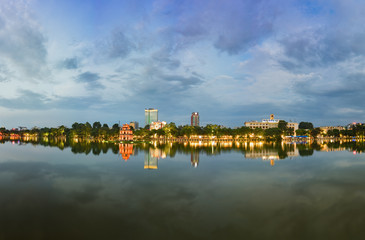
(310, 128, 321, 138)
(296, 129, 308, 136)
(278, 120, 288, 132)
(236, 126, 252, 137)
(332, 129, 340, 137)
(264, 128, 282, 140)
(93, 122, 101, 129)
(299, 122, 314, 129)
(181, 125, 195, 138)
(253, 128, 264, 137)
(163, 122, 178, 138)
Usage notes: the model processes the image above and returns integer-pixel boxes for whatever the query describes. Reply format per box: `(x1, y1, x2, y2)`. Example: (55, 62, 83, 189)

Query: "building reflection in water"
(119, 144, 134, 161)
(4, 139, 364, 168)
(191, 151, 199, 168)
(244, 142, 299, 166)
(144, 148, 166, 170)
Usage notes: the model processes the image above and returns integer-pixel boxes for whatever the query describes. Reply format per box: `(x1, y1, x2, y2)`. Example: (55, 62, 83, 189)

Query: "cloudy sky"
(0, 0, 364, 128)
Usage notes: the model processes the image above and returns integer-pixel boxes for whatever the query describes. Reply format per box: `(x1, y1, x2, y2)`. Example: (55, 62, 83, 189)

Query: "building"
(191, 112, 199, 126)
(10, 133, 21, 140)
(320, 126, 345, 134)
(145, 108, 158, 126)
(244, 114, 299, 133)
(129, 121, 139, 130)
(346, 122, 364, 130)
(119, 124, 133, 141)
(150, 121, 167, 130)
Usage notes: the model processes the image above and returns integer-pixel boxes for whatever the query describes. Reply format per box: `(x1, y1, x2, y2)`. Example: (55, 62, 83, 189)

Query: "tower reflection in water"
(144, 148, 166, 170)
(191, 151, 199, 168)
(119, 144, 134, 161)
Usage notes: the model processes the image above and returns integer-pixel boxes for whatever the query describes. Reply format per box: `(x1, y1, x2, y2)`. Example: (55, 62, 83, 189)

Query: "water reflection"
(1, 140, 365, 239)
(144, 148, 166, 169)
(119, 144, 134, 161)
(191, 151, 199, 168)
(2, 139, 365, 166)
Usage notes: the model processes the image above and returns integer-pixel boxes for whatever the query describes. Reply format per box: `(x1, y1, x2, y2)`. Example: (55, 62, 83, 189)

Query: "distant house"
(245, 114, 299, 132)
(119, 124, 133, 141)
(150, 121, 166, 130)
(10, 133, 21, 140)
(320, 126, 345, 134)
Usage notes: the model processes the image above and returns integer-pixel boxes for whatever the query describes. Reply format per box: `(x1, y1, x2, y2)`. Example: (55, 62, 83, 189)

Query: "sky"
(0, 0, 364, 128)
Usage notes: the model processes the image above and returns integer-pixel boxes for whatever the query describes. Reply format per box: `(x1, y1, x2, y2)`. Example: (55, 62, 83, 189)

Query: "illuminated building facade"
(244, 114, 299, 133)
(191, 112, 199, 126)
(10, 133, 21, 140)
(320, 126, 345, 134)
(145, 108, 158, 126)
(150, 121, 166, 130)
(119, 124, 134, 141)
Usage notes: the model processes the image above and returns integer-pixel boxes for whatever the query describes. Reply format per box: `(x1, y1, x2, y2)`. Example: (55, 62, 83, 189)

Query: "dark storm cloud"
(0, 15, 4, 29)
(289, 73, 365, 123)
(280, 31, 365, 70)
(162, 75, 202, 87)
(0, 89, 104, 110)
(0, 90, 50, 110)
(0, 3, 47, 79)
(108, 29, 135, 59)
(136, 67, 204, 98)
(294, 73, 365, 103)
(0, 63, 11, 82)
(53, 95, 104, 110)
(278, 1, 365, 71)
(62, 58, 79, 69)
(75, 72, 104, 90)
(150, 0, 278, 55)
(212, 0, 275, 54)
(151, 47, 181, 70)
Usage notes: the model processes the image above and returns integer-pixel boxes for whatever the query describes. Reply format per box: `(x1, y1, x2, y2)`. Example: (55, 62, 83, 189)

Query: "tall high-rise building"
(145, 108, 158, 126)
(191, 112, 199, 126)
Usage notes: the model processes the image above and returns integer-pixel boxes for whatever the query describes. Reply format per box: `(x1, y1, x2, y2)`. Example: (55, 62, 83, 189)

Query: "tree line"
(1, 121, 364, 141)
(0, 122, 120, 141)
(135, 120, 295, 140)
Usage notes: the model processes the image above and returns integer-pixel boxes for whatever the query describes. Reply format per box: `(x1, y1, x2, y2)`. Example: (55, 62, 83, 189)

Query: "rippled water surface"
(0, 140, 365, 240)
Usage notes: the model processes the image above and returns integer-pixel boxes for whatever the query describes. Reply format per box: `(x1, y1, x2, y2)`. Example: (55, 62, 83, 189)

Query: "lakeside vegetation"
(1, 121, 365, 142)
(1, 138, 364, 158)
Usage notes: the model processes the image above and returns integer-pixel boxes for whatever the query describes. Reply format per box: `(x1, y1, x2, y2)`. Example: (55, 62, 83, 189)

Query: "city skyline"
(0, 1, 365, 128)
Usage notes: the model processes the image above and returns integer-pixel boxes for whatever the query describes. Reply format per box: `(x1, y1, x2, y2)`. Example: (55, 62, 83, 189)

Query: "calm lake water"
(0, 140, 365, 240)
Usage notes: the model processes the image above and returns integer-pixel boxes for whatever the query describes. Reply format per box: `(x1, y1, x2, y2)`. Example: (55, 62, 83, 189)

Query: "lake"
(0, 140, 365, 240)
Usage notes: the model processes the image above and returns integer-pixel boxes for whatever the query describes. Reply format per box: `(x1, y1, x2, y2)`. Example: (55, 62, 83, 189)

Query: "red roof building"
(119, 124, 134, 141)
